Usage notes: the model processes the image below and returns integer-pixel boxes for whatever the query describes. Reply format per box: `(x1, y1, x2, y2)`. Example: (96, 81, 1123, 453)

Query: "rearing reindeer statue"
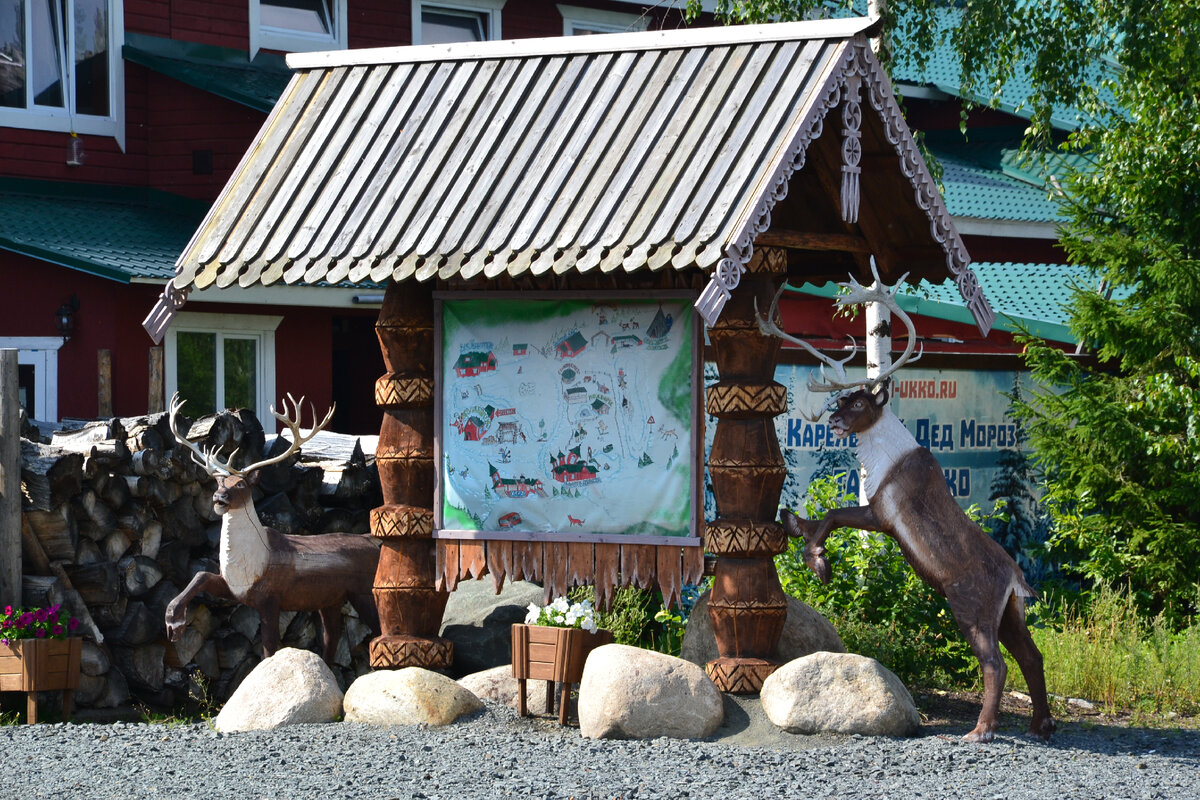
(164, 393, 381, 665)
(758, 264, 1054, 743)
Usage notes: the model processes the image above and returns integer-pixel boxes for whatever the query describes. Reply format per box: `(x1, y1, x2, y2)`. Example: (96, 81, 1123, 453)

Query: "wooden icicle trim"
(460, 540, 487, 581)
(594, 543, 620, 610)
(487, 540, 510, 594)
(655, 544, 684, 610)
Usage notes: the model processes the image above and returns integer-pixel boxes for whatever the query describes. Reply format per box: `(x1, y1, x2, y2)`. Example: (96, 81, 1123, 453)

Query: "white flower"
(524, 603, 541, 625)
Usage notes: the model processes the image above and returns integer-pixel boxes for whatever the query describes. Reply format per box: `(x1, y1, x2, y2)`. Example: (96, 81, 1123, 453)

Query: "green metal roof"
(795, 261, 1106, 344)
(930, 142, 1064, 224)
(0, 179, 209, 282)
(122, 32, 293, 113)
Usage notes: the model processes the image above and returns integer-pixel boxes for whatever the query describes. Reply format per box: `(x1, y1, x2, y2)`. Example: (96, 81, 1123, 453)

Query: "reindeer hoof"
(962, 726, 996, 743)
(781, 510, 807, 539)
(1027, 717, 1056, 741)
(804, 550, 832, 584)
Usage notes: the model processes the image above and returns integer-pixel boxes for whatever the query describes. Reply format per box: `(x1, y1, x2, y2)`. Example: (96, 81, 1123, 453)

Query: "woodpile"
(18, 410, 381, 712)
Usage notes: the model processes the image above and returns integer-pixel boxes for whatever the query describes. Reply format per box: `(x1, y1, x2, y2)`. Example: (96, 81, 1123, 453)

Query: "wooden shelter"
(148, 18, 992, 693)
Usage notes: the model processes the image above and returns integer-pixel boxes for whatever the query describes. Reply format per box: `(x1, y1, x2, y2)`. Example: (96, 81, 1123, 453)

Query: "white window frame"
(163, 312, 281, 422)
(411, 0, 503, 45)
(249, 0, 347, 58)
(0, 337, 64, 422)
(556, 4, 648, 35)
(0, 0, 126, 150)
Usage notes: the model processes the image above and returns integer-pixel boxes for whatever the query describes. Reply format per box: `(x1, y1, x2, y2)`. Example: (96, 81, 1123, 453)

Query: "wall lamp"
(56, 295, 79, 343)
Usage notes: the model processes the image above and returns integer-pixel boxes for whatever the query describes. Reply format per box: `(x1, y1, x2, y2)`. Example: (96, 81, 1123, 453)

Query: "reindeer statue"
(164, 393, 381, 665)
(758, 263, 1054, 743)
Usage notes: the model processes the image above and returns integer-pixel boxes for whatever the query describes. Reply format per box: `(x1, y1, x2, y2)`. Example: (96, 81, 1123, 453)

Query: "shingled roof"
(158, 18, 991, 335)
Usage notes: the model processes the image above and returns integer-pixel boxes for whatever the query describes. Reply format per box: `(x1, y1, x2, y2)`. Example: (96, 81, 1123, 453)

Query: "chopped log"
(49, 562, 105, 643)
(19, 513, 52, 574)
(103, 528, 132, 562)
(105, 601, 160, 647)
(74, 538, 104, 566)
(193, 490, 220, 523)
(63, 561, 120, 605)
(79, 640, 111, 676)
(111, 643, 166, 691)
(255, 436, 299, 495)
(117, 555, 164, 597)
(92, 471, 131, 510)
(193, 640, 220, 680)
(50, 419, 127, 451)
(77, 488, 117, 533)
(116, 503, 152, 536)
(21, 574, 65, 608)
(23, 506, 77, 560)
(162, 496, 208, 548)
(140, 520, 163, 560)
(130, 449, 172, 479)
(123, 474, 176, 506)
(89, 597, 127, 630)
(215, 632, 253, 670)
(256, 491, 300, 534)
(19, 440, 84, 510)
(90, 668, 131, 709)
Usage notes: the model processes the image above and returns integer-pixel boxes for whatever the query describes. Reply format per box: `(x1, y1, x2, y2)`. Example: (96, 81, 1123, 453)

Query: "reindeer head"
(169, 392, 334, 517)
(756, 257, 920, 421)
(827, 383, 890, 438)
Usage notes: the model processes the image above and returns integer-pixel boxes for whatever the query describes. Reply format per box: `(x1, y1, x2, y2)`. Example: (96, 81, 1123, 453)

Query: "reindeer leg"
(998, 593, 1056, 740)
(165, 572, 233, 642)
(783, 505, 886, 584)
(318, 605, 344, 666)
(949, 596, 1007, 743)
(257, 596, 282, 658)
(349, 592, 381, 637)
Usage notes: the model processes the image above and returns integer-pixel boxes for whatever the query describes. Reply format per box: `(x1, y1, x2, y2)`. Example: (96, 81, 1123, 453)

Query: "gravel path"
(3, 698, 1197, 799)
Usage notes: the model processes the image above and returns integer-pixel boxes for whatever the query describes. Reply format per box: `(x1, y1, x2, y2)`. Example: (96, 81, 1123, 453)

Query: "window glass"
(177, 331, 218, 416)
(262, 0, 330, 34)
(0, 1, 26, 109)
(74, 0, 108, 115)
(18, 363, 35, 414)
(31, 0, 63, 108)
(421, 8, 486, 44)
(224, 337, 258, 412)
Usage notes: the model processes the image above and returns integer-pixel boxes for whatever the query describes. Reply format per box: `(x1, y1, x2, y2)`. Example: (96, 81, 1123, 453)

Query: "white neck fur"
(855, 407, 919, 500)
(219, 508, 271, 597)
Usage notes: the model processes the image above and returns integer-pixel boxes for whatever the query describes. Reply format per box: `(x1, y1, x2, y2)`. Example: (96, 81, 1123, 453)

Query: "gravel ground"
(2, 695, 1197, 800)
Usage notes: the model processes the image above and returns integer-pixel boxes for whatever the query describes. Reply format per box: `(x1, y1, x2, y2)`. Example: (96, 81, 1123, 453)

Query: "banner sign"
(771, 364, 1029, 511)
(438, 297, 698, 542)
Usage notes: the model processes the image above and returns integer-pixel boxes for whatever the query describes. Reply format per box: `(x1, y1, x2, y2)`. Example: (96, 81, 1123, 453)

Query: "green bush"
(776, 474, 978, 689)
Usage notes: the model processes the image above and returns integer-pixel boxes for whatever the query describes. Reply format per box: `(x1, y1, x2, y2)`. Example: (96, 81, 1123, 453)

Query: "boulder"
(760, 651, 919, 737)
(343, 667, 484, 726)
(440, 579, 545, 677)
(457, 665, 549, 711)
(578, 644, 723, 740)
(213, 648, 343, 732)
(680, 590, 845, 666)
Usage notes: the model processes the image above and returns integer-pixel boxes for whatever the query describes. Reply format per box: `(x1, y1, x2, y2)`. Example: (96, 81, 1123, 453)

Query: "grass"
(1003, 584, 1200, 717)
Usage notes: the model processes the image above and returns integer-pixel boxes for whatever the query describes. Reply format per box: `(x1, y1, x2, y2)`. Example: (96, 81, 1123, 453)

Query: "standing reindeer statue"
(164, 393, 381, 665)
(758, 264, 1055, 743)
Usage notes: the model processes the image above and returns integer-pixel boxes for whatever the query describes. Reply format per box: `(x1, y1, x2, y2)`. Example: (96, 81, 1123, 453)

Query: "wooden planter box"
(511, 623, 613, 725)
(0, 638, 82, 724)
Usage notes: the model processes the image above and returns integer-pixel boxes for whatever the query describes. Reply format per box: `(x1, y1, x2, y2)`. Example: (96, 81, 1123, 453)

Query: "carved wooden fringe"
(436, 539, 703, 609)
(840, 75, 863, 224)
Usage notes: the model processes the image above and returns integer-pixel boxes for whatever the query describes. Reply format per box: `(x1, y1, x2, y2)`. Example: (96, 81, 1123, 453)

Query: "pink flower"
(3, 605, 11, 615)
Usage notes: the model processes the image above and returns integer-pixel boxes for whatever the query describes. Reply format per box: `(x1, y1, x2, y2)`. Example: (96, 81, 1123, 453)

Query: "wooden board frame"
(432, 290, 702, 547)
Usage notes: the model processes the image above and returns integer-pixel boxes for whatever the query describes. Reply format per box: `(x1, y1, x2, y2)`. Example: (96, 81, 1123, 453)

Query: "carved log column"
(369, 279, 453, 669)
(704, 248, 789, 694)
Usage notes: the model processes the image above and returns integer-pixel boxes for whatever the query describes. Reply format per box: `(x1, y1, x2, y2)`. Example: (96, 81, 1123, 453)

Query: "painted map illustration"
(440, 298, 695, 539)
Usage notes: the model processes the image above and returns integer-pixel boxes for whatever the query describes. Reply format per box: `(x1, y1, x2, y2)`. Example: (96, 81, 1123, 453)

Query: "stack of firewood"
(18, 409, 380, 712)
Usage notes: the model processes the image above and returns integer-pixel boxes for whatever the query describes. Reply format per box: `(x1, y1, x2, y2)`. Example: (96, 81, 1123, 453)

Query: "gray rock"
(578, 644, 724, 740)
(680, 590, 845, 665)
(343, 667, 484, 726)
(760, 651, 919, 737)
(213, 647, 343, 732)
(440, 579, 544, 677)
(457, 664, 549, 711)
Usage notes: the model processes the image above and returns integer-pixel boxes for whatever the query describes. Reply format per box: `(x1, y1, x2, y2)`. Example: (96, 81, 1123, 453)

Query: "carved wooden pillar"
(369, 279, 453, 669)
(704, 248, 789, 694)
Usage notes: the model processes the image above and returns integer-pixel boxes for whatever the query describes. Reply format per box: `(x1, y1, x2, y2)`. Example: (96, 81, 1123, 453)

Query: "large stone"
(457, 665, 549, 711)
(578, 644, 724, 740)
(213, 647, 343, 732)
(440, 579, 545, 677)
(680, 590, 845, 666)
(760, 651, 919, 737)
(343, 667, 484, 726)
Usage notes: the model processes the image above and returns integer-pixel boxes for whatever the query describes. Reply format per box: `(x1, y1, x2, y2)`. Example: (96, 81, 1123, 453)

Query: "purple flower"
(33, 608, 48, 622)
(51, 624, 64, 636)
(18, 612, 33, 627)
(34, 628, 47, 638)
(68, 618, 80, 631)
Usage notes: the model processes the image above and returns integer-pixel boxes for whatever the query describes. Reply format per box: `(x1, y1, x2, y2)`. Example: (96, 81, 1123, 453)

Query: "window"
(250, 0, 347, 57)
(164, 312, 280, 419)
(556, 4, 648, 36)
(412, 0, 502, 45)
(0, 336, 63, 422)
(0, 0, 124, 146)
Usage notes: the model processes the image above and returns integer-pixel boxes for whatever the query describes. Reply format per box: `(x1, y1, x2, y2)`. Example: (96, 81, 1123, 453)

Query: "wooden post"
(0, 349, 21, 607)
(148, 347, 165, 414)
(703, 249, 790, 694)
(368, 280, 453, 669)
(97, 349, 112, 417)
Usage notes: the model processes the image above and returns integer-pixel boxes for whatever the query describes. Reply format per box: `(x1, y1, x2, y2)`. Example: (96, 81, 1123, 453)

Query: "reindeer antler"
(168, 392, 335, 477)
(755, 257, 923, 409)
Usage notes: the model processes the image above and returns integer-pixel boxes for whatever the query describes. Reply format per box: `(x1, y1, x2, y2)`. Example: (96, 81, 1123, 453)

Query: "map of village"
(440, 298, 694, 539)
